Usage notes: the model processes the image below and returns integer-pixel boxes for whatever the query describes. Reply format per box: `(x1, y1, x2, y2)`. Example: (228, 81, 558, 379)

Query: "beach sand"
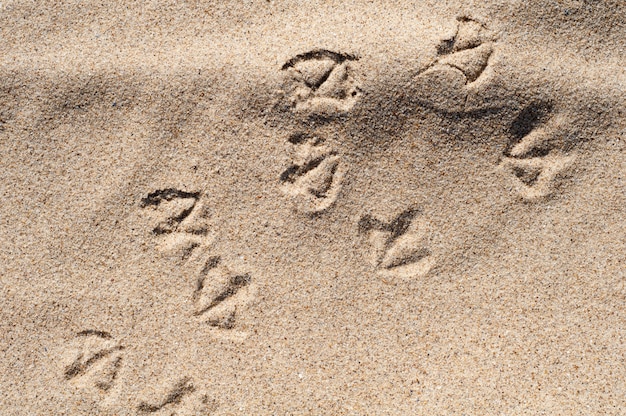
(0, 1, 624, 414)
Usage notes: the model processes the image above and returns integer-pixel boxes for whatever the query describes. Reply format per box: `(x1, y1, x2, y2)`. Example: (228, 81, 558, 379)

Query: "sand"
(0, 0, 624, 414)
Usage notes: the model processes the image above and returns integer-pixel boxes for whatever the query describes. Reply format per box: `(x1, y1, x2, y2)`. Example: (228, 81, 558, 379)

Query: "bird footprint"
(137, 377, 218, 415)
(359, 209, 435, 279)
(62, 330, 124, 394)
(500, 102, 577, 201)
(414, 16, 497, 112)
(282, 49, 361, 118)
(191, 255, 254, 330)
(280, 132, 346, 214)
(140, 189, 215, 259)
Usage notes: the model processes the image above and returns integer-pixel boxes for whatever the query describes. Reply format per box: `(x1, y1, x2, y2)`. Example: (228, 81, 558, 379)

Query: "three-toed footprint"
(280, 132, 346, 214)
(61, 330, 124, 395)
(281, 49, 361, 118)
(140, 188, 214, 259)
(359, 209, 435, 279)
(414, 16, 497, 112)
(190, 255, 255, 330)
(499, 102, 578, 201)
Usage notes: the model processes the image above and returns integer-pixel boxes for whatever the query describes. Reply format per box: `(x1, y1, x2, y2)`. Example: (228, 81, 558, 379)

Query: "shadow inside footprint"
(137, 377, 195, 414)
(192, 256, 253, 330)
(280, 132, 345, 214)
(62, 331, 124, 394)
(413, 16, 497, 113)
(500, 102, 578, 201)
(282, 49, 361, 118)
(359, 209, 434, 279)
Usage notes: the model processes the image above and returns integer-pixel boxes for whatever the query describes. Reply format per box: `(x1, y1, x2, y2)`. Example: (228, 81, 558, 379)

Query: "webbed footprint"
(359, 209, 435, 279)
(499, 102, 578, 201)
(414, 16, 497, 112)
(191, 255, 255, 331)
(140, 189, 215, 259)
(172, 248, 257, 338)
(280, 132, 345, 214)
(61, 330, 124, 396)
(282, 49, 361, 118)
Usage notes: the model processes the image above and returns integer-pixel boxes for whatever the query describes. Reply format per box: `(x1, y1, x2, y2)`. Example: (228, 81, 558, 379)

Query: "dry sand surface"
(1, 0, 625, 414)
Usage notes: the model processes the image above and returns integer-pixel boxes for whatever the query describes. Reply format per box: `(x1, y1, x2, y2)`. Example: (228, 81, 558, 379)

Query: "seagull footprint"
(359, 209, 435, 279)
(500, 102, 578, 201)
(280, 132, 345, 214)
(62, 330, 124, 394)
(137, 377, 218, 415)
(282, 49, 361, 118)
(414, 16, 497, 112)
(190, 255, 255, 330)
(140, 189, 215, 259)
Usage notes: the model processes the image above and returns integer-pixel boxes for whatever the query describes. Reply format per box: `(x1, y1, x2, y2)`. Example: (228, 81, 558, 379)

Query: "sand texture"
(1, 0, 625, 414)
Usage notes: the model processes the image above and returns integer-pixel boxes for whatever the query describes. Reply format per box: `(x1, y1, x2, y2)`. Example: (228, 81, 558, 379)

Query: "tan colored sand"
(0, 1, 624, 414)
